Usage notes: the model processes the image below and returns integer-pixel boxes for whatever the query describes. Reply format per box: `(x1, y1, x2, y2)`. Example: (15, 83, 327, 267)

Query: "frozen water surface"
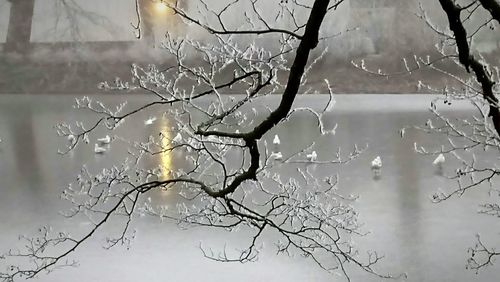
(0, 94, 498, 282)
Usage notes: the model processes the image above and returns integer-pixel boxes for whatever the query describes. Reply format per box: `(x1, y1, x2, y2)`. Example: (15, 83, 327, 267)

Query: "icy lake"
(0, 94, 498, 282)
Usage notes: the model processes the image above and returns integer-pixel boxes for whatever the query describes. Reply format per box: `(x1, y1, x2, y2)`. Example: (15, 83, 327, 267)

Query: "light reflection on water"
(0, 94, 498, 282)
(159, 118, 173, 181)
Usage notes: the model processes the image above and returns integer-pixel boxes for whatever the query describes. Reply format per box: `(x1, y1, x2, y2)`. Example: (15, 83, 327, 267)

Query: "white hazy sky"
(0, 0, 352, 44)
(2, 0, 495, 52)
(0, 0, 138, 43)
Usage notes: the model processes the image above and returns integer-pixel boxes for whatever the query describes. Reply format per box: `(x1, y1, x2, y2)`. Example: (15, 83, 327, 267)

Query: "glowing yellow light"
(154, 1, 169, 14)
(160, 121, 173, 181)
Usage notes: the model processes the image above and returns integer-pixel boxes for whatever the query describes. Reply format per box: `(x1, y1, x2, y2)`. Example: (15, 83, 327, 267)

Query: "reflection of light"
(154, 1, 169, 14)
(160, 120, 173, 182)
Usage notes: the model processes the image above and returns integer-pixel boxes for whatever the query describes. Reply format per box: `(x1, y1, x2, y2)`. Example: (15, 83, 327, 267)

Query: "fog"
(0, 0, 499, 93)
(1, 1, 500, 281)
(1, 1, 496, 48)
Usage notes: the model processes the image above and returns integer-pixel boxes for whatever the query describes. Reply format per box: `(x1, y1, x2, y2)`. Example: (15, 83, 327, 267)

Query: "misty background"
(1, 2, 500, 281)
(1, 0, 499, 93)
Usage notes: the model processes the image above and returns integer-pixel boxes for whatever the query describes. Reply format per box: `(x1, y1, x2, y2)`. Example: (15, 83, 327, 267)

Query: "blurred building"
(0, 0, 498, 93)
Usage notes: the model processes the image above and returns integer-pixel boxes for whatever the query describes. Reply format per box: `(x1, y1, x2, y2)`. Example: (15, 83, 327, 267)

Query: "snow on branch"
(0, 0, 397, 281)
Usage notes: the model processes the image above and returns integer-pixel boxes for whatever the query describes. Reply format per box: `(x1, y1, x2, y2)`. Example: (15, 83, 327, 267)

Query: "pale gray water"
(0, 94, 498, 282)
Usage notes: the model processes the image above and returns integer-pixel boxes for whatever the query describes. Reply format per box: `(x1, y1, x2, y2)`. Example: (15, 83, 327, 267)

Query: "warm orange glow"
(160, 121, 173, 181)
(154, 1, 169, 14)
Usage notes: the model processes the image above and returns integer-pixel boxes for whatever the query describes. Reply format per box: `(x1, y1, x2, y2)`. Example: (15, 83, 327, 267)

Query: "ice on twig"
(324, 99, 336, 112)
(172, 132, 182, 144)
(67, 134, 76, 144)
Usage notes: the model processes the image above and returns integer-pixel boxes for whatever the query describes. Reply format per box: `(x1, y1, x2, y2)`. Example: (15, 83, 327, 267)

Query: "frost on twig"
(411, 0, 500, 273)
(1, 1, 395, 281)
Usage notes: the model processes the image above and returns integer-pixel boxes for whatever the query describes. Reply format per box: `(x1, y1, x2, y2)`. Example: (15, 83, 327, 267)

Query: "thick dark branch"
(196, 0, 334, 198)
(439, 0, 471, 72)
(225, 138, 259, 190)
(251, 0, 332, 139)
(198, 72, 272, 129)
(469, 59, 500, 135)
(439, 0, 500, 135)
(478, 0, 500, 23)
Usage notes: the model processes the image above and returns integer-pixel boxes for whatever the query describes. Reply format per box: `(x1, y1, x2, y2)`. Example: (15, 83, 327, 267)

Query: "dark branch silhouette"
(0, 1, 395, 281)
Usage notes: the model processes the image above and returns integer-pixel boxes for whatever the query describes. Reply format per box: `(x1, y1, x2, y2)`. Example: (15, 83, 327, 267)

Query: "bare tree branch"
(1, 1, 396, 281)
(478, 0, 500, 23)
